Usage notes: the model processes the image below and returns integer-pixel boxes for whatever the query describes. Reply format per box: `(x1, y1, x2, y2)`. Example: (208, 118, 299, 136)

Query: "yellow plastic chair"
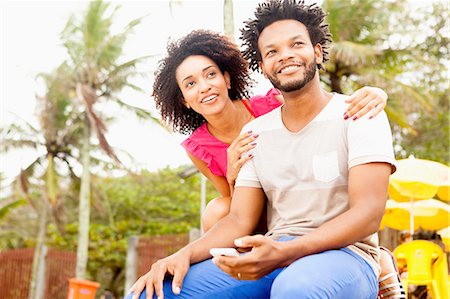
(393, 240, 449, 299)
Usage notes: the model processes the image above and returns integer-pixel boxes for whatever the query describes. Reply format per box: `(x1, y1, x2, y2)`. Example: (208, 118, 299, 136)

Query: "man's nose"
(278, 47, 295, 61)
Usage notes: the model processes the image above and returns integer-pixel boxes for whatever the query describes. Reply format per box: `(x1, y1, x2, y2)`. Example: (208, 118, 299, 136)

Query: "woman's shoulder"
(181, 123, 227, 177)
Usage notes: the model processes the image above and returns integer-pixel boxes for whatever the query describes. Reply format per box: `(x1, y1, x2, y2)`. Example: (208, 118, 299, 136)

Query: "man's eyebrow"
(261, 34, 306, 50)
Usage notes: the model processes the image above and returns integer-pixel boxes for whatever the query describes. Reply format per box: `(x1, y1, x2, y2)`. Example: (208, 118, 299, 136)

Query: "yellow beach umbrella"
(388, 156, 450, 235)
(381, 199, 450, 231)
(437, 227, 450, 252)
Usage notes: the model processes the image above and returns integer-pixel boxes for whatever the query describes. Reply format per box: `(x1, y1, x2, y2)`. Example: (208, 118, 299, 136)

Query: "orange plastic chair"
(393, 240, 449, 299)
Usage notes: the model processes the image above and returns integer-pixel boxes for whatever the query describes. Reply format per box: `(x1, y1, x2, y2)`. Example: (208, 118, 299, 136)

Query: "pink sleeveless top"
(181, 88, 282, 177)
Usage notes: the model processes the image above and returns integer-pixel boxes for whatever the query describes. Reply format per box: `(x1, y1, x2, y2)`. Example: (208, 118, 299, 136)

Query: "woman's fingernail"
(174, 286, 181, 294)
(248, 153, 253, 158)
(353, 116, 358, 121)
(235, 238, 243, 246)
(247, 130, 253, 135)
(250, 142, 257, 146)
(343, 114, 349, 120)
(253, 134, 259, 138)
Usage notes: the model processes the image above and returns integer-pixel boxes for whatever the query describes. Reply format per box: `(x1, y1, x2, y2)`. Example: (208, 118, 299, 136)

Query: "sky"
(0, 0, 277, 189)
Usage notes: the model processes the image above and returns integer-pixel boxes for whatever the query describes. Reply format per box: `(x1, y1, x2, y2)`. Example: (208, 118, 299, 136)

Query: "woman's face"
(176, 55, 231, 117)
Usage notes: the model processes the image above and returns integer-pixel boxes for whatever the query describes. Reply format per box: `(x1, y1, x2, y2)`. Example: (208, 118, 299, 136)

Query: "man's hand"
(212, 235, 288, 280)
(128, 250, 190, 299)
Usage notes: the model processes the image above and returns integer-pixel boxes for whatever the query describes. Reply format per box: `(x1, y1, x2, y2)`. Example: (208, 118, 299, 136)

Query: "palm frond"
(102, 55, 153, 84)
(1, 139, 41, 152)
(0, 200, 27, 220)
(330, 41, 380, 67)
(110, 96, 160, 124)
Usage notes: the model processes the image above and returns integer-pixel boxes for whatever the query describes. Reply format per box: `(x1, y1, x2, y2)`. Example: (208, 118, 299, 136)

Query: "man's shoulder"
(327, 93, 349, 113)
(242, 106, 282, 133)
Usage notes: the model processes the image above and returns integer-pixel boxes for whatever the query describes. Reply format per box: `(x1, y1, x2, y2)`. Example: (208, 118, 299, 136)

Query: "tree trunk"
(223, 0, 234, 41)
(76, 117, 91, 278)
(28, 199, 48, 299)
(329, 72, 343, 94)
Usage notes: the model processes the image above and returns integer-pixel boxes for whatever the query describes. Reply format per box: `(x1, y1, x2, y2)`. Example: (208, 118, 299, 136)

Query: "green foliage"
(322, 0, 448, 162)
(0, 199, 27, 221)
(43, 166, 218, 294)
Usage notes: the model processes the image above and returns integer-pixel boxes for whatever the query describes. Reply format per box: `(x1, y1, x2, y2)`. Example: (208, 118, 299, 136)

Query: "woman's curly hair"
(240, 0, 332, 71)
(153, 30, 252, 134)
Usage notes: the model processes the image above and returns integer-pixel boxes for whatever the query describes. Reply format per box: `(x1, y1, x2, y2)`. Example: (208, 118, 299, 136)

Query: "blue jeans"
(126, 238, 378, 299)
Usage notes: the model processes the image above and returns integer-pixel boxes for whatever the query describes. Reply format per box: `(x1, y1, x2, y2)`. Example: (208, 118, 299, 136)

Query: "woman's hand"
(226, 131, 258, 187)
(128, 250, 191, 299)
(345, 86, 388, 120)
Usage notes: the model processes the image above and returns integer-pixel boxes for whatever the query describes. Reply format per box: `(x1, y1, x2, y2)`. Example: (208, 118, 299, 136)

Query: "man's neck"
(280, 78, 333, 133)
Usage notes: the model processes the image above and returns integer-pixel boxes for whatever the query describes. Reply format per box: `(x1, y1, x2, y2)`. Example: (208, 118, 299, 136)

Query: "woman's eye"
(186, 81, 195, 88)
(293, 42, 303, 47)
(207, 72, 216, 78)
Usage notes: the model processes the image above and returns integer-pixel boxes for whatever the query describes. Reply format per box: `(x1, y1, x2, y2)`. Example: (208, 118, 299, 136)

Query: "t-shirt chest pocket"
(312, 151, 340, 182)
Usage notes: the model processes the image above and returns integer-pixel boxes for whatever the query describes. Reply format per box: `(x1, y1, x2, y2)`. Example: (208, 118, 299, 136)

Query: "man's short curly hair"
(153, 30, 252, 134)
(240, 0, 332, 71)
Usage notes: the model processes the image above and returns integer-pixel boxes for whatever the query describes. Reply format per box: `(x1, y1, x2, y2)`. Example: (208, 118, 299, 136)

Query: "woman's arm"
(186, 151, 231, 197)
(272, 86, 388, 120)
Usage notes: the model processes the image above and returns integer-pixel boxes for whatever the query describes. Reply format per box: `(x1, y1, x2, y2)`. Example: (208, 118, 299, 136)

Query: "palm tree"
(223, 0, 235, 41)
(1, 62, 82, 299)
(321, 0, 432, 132)
(60, 0, 158, 279)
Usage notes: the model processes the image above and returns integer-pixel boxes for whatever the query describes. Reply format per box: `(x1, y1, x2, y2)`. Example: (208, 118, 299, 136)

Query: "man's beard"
(267, 60, 318, 92)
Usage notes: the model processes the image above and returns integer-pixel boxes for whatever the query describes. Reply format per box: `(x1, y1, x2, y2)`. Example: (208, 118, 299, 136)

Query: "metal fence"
(136, 234, 189, 278)
(0, 247, 75, 299)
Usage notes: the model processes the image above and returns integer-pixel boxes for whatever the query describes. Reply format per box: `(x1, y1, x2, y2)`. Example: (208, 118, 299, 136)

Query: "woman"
(152, 30, 403, 298)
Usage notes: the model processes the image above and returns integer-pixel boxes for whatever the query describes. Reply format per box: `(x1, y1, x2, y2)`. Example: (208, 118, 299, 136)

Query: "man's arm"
(214, 162, 391, 279)
(129, 185, 265, 299)
(282, 162, 390, 260)
(186, 186, 266, 263)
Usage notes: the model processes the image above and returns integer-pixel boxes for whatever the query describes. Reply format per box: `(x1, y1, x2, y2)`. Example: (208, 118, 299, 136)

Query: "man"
(128, 1, 395, 298)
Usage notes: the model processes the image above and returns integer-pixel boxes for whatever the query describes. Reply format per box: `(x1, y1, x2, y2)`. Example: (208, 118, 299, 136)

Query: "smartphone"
(209, 247, 240, 257)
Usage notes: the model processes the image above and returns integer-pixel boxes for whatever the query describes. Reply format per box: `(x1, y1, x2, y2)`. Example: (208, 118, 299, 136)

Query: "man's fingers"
(144, 281, 154, 299)
(235, 234, 265, 248)
(171, 265, 188, 295)
(152, 266, 168, 299)
(213, 256, 238, 274)
(132, 278, 146, 299)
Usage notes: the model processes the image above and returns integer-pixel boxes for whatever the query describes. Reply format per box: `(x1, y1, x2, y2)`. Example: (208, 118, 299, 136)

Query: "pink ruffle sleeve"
(250, 88, 282, 117)
(181, 124, 228, 177)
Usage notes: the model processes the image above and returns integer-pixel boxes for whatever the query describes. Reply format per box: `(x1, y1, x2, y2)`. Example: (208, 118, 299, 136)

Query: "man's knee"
(271, 275, 322, 299)
(202, 196, 231, 232)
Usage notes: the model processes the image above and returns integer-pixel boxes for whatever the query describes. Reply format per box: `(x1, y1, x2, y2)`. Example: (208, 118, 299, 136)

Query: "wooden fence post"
(124, 236, 138, 298)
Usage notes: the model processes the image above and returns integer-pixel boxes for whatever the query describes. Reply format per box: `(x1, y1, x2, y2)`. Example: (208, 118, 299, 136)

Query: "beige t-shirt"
(235, 93, 396, 276)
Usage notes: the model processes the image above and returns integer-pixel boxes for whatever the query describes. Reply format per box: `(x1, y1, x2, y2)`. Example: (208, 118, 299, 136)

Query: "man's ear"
(314, 43, 323, 65)
(224, 71, 231, 89)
